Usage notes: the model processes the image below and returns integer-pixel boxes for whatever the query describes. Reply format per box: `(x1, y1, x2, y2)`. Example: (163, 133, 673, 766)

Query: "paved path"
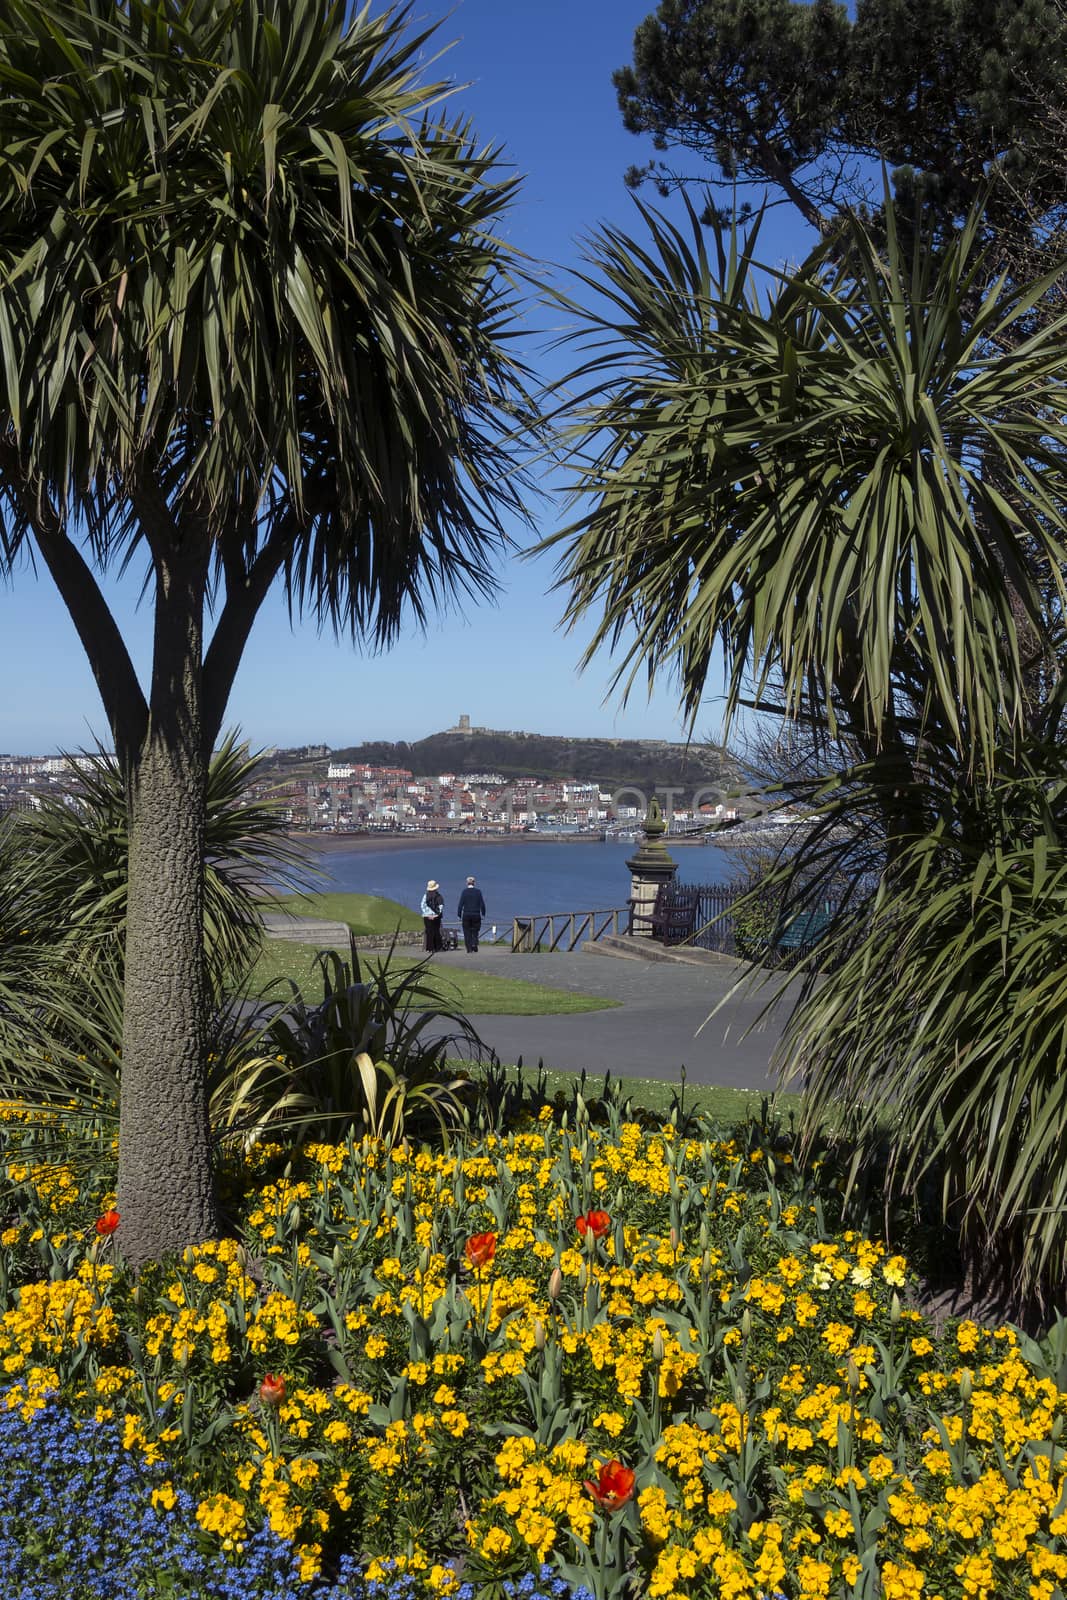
(258, 918, 802, 1093)
(382, 942, 800, 1094)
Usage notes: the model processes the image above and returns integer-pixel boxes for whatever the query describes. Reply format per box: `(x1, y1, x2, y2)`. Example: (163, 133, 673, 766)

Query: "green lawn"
(275, 890, 422, 935)
(247, 939, 619, 1016)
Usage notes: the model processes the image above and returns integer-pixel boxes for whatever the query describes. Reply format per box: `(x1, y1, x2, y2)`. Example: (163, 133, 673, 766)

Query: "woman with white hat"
(420, 878, 445, 952)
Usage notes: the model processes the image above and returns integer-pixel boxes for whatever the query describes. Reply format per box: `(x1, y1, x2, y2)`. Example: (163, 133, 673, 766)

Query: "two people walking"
(421, 874, 486, 952)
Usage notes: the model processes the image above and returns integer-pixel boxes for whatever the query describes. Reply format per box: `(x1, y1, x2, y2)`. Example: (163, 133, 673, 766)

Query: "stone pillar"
(625, 796, 678, 937)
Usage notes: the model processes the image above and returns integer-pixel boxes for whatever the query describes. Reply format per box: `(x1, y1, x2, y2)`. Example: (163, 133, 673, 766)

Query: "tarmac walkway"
(259, 916, 802, 1093)
(365, 938, 798, 1095)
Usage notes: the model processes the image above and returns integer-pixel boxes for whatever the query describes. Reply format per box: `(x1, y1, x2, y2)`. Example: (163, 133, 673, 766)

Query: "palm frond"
(544, 191, 1067, 765)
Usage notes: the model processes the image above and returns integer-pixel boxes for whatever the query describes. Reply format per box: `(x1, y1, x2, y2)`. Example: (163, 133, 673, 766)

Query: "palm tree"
(0, 0, 530, 1266)
(546, 194, 1067, 1309)
(545, 197, 1067, 768)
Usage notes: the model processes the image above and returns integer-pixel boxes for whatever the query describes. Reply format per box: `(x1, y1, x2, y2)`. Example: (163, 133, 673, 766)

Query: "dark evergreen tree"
(616, 0, 1067, 248)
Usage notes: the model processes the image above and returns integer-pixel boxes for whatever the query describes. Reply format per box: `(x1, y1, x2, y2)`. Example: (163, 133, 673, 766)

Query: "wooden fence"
(510, 890, 745, 954)
(511, 883, 837, 960)
(511, 908, 629, 953)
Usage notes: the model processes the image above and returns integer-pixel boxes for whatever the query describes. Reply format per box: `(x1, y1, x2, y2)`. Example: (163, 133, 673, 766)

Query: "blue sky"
(0, 0, 807, 758)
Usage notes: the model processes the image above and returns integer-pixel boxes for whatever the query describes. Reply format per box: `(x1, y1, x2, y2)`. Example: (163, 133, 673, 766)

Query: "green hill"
(326, 727, 741, 795)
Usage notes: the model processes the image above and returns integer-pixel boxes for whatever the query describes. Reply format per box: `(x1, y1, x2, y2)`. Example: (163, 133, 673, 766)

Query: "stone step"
(261, 914, 350, 945)
(587, 933, 740, 968)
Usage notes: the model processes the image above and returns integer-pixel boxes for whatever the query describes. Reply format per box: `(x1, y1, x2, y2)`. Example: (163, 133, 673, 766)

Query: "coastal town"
(0, 743, 742, 836)
(6, 0, 1067, 1594)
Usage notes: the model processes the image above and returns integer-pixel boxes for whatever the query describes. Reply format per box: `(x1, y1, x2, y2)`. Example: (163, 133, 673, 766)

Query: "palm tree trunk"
(116, 545, 218, 1270)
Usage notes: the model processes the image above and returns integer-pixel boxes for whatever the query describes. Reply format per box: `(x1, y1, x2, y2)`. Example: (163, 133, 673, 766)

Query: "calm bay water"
(313, 839, 739, 933)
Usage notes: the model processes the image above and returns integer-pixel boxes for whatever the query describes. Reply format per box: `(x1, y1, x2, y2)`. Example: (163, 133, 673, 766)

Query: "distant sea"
(310, 839, 740, 933)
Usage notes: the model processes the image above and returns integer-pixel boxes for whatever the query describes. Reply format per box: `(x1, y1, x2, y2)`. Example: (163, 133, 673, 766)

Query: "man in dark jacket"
(457, 876, 487, 952)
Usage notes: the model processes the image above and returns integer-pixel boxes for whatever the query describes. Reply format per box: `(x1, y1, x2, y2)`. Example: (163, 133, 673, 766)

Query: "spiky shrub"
(0, 741, 308, 1171)
(544, 184, 1067, 1316)
(228, 940, 493, 1147)
(786, 742, 1067, 1315)
(0, 818, 88, 1077)
(8, 736, 310, 1006)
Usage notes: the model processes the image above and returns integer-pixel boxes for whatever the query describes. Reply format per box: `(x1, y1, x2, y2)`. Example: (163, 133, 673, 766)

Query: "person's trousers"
(462, 916, 482, 952)
(424, 917, 443, 952)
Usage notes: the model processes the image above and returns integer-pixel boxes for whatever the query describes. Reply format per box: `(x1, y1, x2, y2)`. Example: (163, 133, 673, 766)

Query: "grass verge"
(274, 890, 422, 935)
(247, 940, 619, 1016)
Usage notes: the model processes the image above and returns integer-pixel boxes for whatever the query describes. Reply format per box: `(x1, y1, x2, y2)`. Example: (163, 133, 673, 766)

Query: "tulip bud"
(741, 1308, 752, 1341)
(698, 1220, 708, 1251)
(766, 1155, 776, 1179)
(846, 1358, 861, 1392)
(259, 1372, 286, 1406)
(959, 1369, 973, 1405)
(548, 1267, 563, 1301)
(533, 1318, 545, 1351)
(889, 1292, 901, 1326)
(669, 1227, 679, 1253)
(651, 1329, 665, 1363)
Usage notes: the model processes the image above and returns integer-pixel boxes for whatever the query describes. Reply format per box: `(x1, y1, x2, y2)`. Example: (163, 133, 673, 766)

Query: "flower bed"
(2, 1099, 1067, 1598)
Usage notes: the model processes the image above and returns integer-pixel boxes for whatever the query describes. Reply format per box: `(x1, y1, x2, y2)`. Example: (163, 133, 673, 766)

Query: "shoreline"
(289, 832, 613, 853)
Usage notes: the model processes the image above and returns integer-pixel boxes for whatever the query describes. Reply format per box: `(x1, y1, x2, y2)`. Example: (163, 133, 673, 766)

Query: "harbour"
(308, 837, 741, 931)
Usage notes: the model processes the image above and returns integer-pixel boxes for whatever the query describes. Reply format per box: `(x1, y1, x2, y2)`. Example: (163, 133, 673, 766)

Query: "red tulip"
(259, 1373, 287, 1406)
(576, 1209, 611, 1241)
(94, 1209, 120, 1236)
(464, 1232, 497, 1270)
(584, 1459, 635, 1511)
